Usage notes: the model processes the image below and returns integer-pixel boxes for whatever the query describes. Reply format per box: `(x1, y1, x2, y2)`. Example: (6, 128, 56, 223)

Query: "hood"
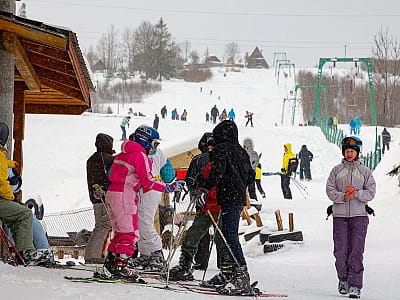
(95, 133, 115, 154)
(243, 138, 254, 151)
(300, 145, 308, 151)
(213, 120, 239, 145)
(284, 142, 293, 153)
(198, 132, 213, 153)
(120, 140, 146, 154)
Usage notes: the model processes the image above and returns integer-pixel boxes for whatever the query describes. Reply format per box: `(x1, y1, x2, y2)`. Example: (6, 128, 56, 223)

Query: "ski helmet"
(130, 125, 160, 150)
(341, 136, 362, 156)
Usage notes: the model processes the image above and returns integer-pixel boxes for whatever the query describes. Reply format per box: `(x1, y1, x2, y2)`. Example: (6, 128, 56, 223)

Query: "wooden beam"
(25, 103, 88, 115)
(40, 77, 84, 101)
(28, 51, 75, 77)
(34, 65, 80, 91)
(2, 32, 41, 91)
(0, 19, 67, 49)
(20, 38, 70, 63)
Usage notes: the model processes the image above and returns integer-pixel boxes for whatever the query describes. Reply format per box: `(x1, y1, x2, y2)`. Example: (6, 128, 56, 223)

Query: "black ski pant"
(248, 181, 257, 200)
(280, 174, 292, 199)
(299, 163, 312, 180)
(255, 179, 265, 196)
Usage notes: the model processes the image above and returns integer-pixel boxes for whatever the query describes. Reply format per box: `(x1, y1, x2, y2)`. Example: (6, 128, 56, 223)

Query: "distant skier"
(381, 128, 391, 154)
(298, 145, 313, 181)
(245, 111, 254, 127)
(210, 105, 219, 124)
(153, 114, 159, 130)
(160, 105, 167, 119)
(227, 108, 235, 121)
(120, 116, 131, 141)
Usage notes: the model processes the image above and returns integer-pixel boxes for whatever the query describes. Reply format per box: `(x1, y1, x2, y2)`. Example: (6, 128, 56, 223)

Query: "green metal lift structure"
(313, 57, 377, 126)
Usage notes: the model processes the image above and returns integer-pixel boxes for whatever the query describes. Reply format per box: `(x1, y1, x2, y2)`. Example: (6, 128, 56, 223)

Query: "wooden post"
(73, 250, 79, 259)
(57, 250, 64, 259)
(241, 208, 252, 225)
(253, 214, 263, 227)
(275, 210, 283, 231)
(288, 213, 294, 232)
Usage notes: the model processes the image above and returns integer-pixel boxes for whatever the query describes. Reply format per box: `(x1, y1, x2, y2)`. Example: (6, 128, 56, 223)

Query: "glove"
(344, 185, 356, 200)
(164, 180, 185, 193)
(194, 188, 208, 207)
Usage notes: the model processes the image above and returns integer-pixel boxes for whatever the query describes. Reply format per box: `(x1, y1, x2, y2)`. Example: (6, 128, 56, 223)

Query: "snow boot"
(128, 254, 150, 269)
(104, 252, 146, 283)
(348, 286, 361, 298)
(338, 280, 349, 295)
(168, 252, 194, 281)
(146, 250, 165, 272)
(217, 265, 259, 296)
(22, 248, 53, 266)
(201, 263, 233, 288)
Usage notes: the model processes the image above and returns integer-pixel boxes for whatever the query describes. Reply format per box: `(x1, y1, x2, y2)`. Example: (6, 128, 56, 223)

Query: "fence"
(319, 121, 382, 170)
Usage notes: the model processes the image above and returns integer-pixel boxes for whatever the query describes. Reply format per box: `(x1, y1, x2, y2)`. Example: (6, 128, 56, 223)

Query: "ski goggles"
(342, 137, 362, 147)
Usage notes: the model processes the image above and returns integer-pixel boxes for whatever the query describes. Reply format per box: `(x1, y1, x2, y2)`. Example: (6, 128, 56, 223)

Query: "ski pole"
(290, 178, 308, 200)
(0, 225, 26, 266)
(201, 210, 221, 282)
(204, 206, 256, 295)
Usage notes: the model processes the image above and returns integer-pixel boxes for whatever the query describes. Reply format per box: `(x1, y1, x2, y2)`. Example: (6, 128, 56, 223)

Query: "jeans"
(32, 216, 50, 249)
(120, 126, 126, 140)
(220, 205, 246, 266)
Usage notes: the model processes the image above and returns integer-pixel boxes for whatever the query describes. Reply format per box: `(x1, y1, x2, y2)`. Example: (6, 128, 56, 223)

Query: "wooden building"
(246, 47, 269, 69)
(0, 11, 94, 173)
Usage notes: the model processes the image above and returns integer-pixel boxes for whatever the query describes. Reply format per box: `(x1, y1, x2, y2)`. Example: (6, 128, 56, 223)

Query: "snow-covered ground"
(1, 68, 400, 299)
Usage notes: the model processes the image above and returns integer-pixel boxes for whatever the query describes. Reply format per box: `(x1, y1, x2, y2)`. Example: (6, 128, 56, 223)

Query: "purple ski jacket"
(326, 159, 376, 217)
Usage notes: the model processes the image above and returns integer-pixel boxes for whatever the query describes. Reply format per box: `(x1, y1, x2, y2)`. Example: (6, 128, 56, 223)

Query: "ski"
(65, 275, 288, 297)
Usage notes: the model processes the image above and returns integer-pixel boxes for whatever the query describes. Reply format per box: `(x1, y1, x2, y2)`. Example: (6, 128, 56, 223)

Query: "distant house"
(245, 47, 269, 69)
(226, 57, 244, 68)
(92, 59, 106, 72)
(205, 55, 223, 68)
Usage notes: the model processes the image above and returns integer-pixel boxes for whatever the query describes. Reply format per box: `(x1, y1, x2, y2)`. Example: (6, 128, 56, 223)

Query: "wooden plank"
(0, 19, 67, 49)
(40, 77, 84, 101)
(34, 65, 80, 91)
(20, 38, 70, 63)
(25, 103, 88, 115)
(28, 52, 75, 77)
(2, 32, 41, 91)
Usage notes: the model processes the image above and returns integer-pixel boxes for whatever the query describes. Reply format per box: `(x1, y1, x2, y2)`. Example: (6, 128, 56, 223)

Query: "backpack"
(8, 168, 22, 193)
(287, 156, 299, 176)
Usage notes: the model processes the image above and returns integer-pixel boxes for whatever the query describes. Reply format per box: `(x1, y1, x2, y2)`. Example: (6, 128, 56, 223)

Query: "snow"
(2, 68, 400, 299)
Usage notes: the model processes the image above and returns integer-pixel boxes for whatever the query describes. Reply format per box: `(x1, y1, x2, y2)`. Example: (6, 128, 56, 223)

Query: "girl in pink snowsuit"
(106, 139, 166, 256)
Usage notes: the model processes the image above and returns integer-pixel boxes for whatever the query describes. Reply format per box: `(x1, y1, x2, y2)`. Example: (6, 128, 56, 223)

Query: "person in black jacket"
(298, 145, 313, 181)
(85, 133, 114, 264)
(381, 128, 391, 154)
(198, 120, 256, 295)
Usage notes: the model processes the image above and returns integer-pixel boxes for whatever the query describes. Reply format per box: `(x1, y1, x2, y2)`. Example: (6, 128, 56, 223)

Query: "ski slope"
(2, 68, 400, 299)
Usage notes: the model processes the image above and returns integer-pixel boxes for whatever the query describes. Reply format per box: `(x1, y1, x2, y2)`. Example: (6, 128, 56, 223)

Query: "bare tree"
(96, 25, 119, 75)
(372, 27, 400, 126)
(182, 40, 191, 61)
(224, 41, 240, 63)
(121, 28, 135, 74)
(133, 21, 156, 79)
(189, 50, 200, 65)
(84, 45, 99, 71)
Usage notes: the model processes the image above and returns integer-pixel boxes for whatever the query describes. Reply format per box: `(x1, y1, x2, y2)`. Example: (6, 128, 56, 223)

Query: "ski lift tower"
(313, 57, 377, 126)
(273, 52, 287, 67)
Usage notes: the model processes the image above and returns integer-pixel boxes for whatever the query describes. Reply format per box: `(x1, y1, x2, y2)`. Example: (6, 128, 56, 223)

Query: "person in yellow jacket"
(279, 143, 296, 199)
(255, 159, 266, 199)
(0, 124, 51, 265)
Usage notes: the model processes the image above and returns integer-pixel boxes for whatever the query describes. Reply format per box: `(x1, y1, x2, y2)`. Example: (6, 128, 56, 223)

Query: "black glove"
(195, 188, 208, 207)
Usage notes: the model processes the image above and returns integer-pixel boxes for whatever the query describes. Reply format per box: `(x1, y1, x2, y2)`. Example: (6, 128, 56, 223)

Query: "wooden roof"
(0, 11, 94, 114)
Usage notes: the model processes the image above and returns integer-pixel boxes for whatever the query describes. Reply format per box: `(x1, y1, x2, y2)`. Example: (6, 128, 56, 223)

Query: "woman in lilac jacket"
(326, 136, 376, 299)
(103, 125, 181, 282)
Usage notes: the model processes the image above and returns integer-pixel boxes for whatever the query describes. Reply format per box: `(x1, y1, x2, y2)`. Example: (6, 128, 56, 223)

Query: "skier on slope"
(130, 132, 175, 271)
(103, 125, 183, 282)
(298, 144, 313, 181)
(279, 142, 296, 200)
(196, 120, 257, 295)
(168, 133, 229, 281)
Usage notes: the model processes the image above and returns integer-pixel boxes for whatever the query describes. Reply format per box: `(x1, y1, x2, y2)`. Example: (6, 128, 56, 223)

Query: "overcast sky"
(17, 0, 400, 67)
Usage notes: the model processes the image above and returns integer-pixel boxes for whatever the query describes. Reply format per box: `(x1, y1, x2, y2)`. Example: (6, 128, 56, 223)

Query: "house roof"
(0, 11, 94, 114)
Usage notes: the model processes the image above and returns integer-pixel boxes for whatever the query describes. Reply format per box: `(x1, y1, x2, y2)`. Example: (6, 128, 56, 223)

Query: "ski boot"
(168, 252, 194, 281)
(217, 265, 260, 296)
(128, 254, 150, 270)
(104, 252, 146, 283)
(22, 248, 53, 266)
(201, 263, 233, 288)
